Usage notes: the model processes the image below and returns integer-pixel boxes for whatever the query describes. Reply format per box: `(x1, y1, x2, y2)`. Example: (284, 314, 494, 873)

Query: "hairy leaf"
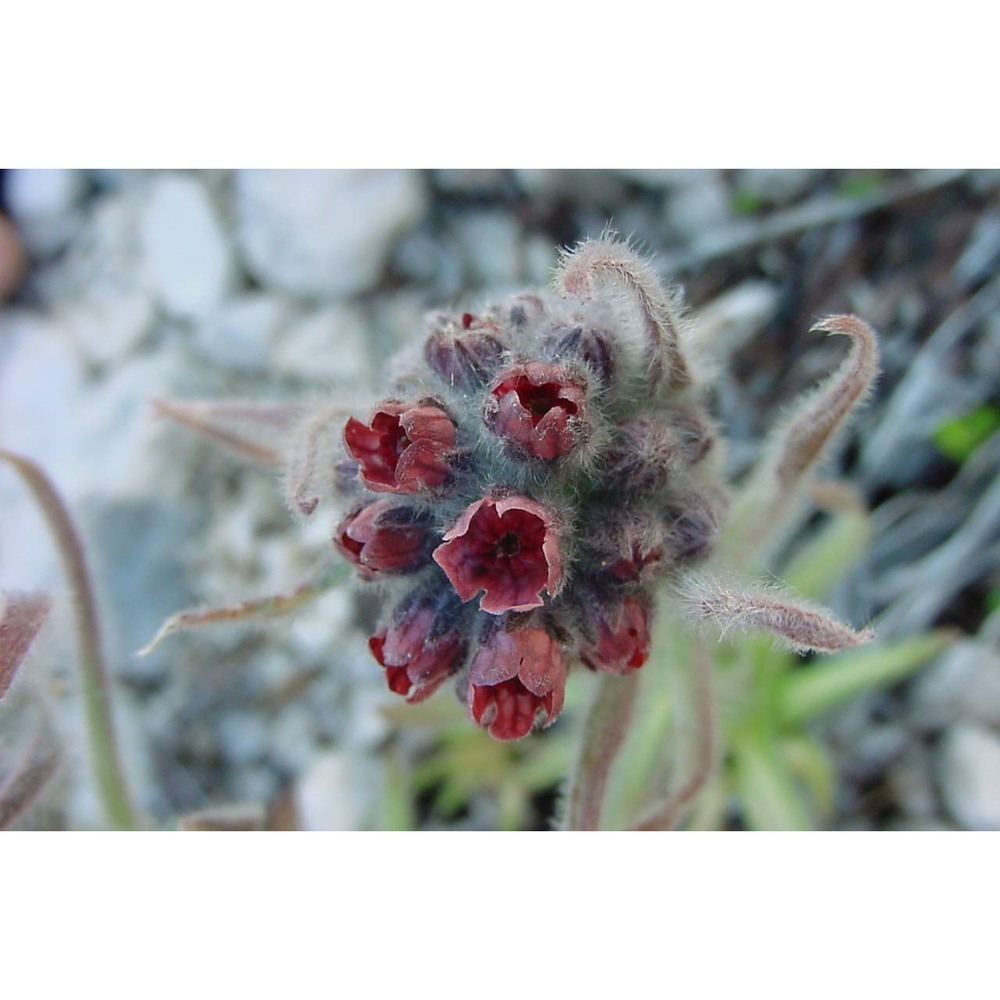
(0, 591, 51, 701)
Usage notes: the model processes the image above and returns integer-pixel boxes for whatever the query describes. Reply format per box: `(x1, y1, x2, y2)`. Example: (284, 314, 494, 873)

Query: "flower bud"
(579, 595, 651, 675)
(433, 494, 563, 614)
(670, 410, 715, 465)
(549, 325, 616, 388)
(334, 500, 431, 577)
(602, 417, 679, 494)
(485, 362, 588, 461)
(467, 619, 567, 740)
(344, 400, 456, 493)
(580, 506, 666, 582)
(424, 312, 507, 391)
(664, 490, 723, 562)
(369, 592, 466, 703)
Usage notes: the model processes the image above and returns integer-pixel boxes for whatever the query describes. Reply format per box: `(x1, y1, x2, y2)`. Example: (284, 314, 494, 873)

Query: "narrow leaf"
(779, 630, 955, 726)
(733, 732, 813, 831)
(0, 722, 61, 830)
(152, 398, 304, 466)
(781, 507, 872, 602)
(0, 591, 51, 700)
(138, 559, 348, 656)
(724, 314, 879, 569)
(779, 735, 837, 818)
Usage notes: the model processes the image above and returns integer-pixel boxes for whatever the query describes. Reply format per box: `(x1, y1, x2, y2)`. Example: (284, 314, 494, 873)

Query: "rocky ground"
(1, 168, 998, 830)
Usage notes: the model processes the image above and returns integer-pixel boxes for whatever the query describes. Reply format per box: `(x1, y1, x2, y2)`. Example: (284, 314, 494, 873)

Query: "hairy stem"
(562, 671, 641, 830)
(0, 450, 139, 830)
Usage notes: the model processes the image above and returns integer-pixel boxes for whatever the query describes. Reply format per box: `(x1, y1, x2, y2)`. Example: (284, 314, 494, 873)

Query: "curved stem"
(562, 671, 641, 830)
(0, 450, 140, 830)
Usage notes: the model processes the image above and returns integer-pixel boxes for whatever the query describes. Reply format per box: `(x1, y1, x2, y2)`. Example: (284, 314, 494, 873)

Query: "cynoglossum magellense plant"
(147, 236, 886, 826)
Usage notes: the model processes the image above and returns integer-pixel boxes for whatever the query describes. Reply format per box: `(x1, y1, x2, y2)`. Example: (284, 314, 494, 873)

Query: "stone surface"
(939, 722, 1000, 830)
(139, 174, 235, 320)
(269, 303, 372, 384)
(664, 171, 732, 240)
(234, 170, 426, 300)
(193, 292, 291, 372)
(913, 640, 1000, 730)
(293, 750, 373, 830)
(5, 169, 85, 256)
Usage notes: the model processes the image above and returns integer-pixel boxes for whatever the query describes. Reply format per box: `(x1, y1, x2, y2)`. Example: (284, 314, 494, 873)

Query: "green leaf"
(836, 173, 885, 199)
(933, 406, 1000, 463)
(733, 732, 813, 830)
(778, 630, 955, 727)
(379, 749, 416, 831)
(779, 735, 837, 817)
(731, 189, 764, 216)
(781, 508, 873, 603)
(987, 587, 1000, 615)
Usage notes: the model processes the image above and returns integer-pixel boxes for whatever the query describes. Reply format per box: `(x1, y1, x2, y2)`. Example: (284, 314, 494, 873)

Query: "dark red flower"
(580, 595, 651, 675)
(369, 598, 465, 704)
(467, 622, 567, 740)
(487, 362, 586, 460)
(432, 495, 562, 615)
(344, 400, 456, 493)
(334, 500, 430, 577)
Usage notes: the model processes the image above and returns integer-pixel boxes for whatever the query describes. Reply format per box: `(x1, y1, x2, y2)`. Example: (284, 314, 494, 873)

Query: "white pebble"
(234, 170, 426, 300)
(140, 174, 234, 320)
(293, 751, 372, 830)
(940, 722, 1000, 829)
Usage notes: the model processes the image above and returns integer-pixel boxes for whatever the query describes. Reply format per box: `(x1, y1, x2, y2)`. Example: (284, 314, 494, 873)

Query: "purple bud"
(424, 313, 507, 390)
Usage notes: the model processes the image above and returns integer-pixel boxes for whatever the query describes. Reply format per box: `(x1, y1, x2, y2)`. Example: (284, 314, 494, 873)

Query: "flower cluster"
(330, 238, 728, 740)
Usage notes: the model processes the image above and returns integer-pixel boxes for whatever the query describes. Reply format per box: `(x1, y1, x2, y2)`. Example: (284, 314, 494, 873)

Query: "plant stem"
(562, 671, 640, 830)
(0, 450, 140, 829)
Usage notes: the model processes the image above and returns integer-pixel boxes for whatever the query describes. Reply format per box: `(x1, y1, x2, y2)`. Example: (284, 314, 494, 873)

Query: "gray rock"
(914, 640, 1000, 731)
(60, 289, 155, 365)
(731, 169, 816, 205)
(450, 211, 523, 288)
(270, 303, 372, 384)
(6, 169, 85, 256)
(664, 172, 732, 241)
(139, 174, 235, 320)
(194, 292, 291, 371)
(293, 750, 374, 830)
(939, 722, 1000, 829)
(234, 170, 426, 300)
(433, 169, 508, 193)
(217, 712, 270, 766)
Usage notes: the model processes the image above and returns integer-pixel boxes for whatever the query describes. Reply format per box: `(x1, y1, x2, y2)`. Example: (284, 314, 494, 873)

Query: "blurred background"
(1, 168, 999, 830)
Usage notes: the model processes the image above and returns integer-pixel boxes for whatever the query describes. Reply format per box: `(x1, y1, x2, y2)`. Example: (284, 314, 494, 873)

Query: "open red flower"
(487, 362, 586, 460)
(344, 400, 456, 493)
(369, 597, 465, 704)
(467, 622, 567, 740)
(334, 500, 430, 577)
(580, 595, 651, 675)
(432, 495, 562, 614)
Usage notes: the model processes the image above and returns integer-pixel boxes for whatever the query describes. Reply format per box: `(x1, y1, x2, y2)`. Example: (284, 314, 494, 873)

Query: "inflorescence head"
(328, 237, 726, 739)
